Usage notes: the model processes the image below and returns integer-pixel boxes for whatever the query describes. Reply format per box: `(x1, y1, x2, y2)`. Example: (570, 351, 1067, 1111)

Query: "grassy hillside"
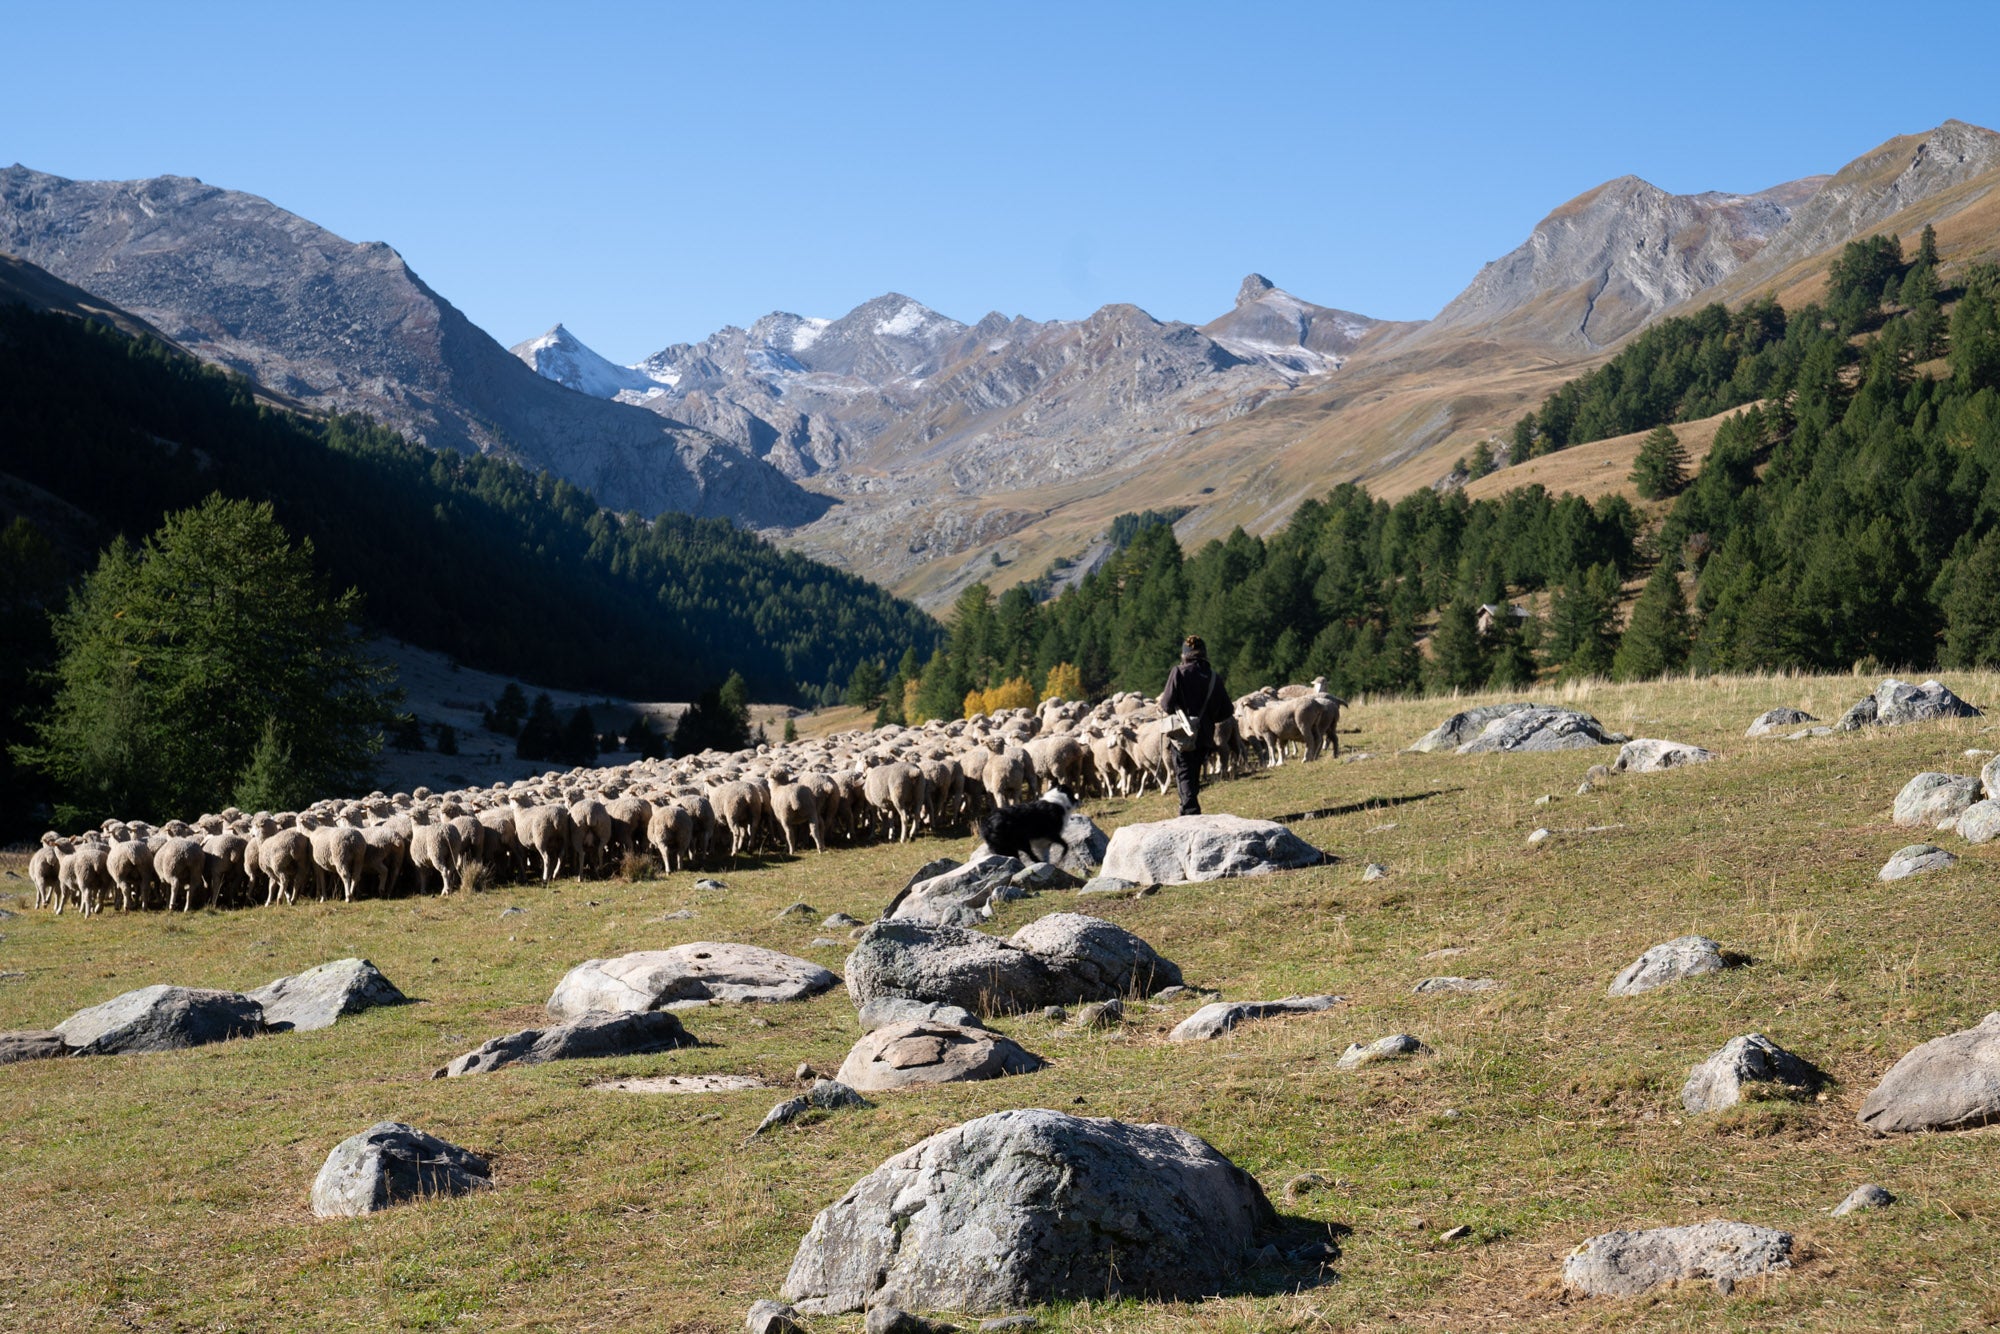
(5, 671, 2000, 1330)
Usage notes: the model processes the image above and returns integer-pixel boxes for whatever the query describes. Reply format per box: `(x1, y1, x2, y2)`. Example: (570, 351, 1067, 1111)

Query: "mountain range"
(6, 119, 2000, 608)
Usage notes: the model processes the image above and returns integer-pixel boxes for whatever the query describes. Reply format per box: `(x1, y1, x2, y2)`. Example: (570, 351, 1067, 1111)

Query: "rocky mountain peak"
(1235, 272, 1277, 303)
(1422, 171, 1821, 349)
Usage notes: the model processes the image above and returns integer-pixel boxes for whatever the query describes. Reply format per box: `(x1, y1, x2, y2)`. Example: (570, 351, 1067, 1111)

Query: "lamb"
(568, 796, 614, 875)
(152, 836, 209, 914)
(257, 827, 316, 906)
(29, 833, 64, 911)
(860, 761, 926, 844)
(407, 807, 464, 895)
(646, 801, 694, 873)
(202, 831, 249, 908)
(767, 778, 826, 855)
(509, 795, 572, 884)
(307, 820, 369, 903)
(712, 780, 769, 859)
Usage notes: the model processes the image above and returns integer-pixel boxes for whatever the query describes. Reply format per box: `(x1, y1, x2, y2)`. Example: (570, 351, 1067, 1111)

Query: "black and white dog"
(979, 787, 1075, 865)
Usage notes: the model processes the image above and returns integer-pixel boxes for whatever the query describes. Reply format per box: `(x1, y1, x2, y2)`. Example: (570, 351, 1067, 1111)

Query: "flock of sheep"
(26, 678, 1343, 917)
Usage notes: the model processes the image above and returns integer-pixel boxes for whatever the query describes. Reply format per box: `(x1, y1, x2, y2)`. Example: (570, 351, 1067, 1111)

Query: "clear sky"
(7, 1, 2000, 363)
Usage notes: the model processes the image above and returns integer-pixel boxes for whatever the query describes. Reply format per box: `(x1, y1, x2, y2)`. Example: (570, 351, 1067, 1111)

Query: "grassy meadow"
(4, 670, 2000, 1332)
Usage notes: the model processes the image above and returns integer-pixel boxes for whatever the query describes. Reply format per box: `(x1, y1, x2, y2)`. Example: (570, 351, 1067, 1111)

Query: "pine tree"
(843, 659, 884, 708)
(1611, 565, 1691, 681)
(516, 693, 562, 761)
(1547, 565, 1622, 679)
(1630, 426, 1690, 500)
(390, 713, 427, 752)
(1939, 531, 2000, 667)
(15, 495, 394, 825)
(434, 722, 458, 756)
(231, 718, 308, 814)
(1426, 600, 1487, 693)
(562, 706, 599, 766)
(488, 683, 527, 736)
(1482, 609, 1536, 687)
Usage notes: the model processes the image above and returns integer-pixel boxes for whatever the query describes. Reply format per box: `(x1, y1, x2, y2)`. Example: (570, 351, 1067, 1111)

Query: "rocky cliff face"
(0, 166, 827, 527)
(1421, 175, 1824, 350)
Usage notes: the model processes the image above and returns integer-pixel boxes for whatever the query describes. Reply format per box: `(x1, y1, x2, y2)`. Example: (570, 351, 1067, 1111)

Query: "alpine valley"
(7, 119, 2000, 608)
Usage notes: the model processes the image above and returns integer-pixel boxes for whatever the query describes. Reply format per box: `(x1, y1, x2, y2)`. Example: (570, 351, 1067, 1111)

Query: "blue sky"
(7, 1, 2000, 362)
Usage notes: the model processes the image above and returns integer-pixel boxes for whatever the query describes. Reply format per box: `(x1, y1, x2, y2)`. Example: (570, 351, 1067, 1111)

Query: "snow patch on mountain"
(510, 324, 667, 398)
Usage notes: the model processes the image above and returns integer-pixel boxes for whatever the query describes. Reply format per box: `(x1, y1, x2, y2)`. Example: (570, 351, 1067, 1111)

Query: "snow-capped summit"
(509, 323, 666, 399)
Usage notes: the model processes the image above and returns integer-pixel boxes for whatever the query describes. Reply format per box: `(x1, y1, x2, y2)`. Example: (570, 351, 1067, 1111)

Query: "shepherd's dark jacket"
(1159, 659, 1229, 747)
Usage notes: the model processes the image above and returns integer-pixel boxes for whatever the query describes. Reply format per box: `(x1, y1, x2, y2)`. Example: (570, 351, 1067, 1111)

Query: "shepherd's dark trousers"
(1173, 744, 1205, 817)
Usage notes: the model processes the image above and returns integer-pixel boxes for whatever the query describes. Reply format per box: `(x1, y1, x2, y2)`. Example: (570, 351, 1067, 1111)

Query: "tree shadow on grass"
(1269, 789, 1459, 824)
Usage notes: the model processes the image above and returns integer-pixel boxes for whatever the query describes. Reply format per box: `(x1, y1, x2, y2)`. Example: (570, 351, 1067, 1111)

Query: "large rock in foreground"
(1614, 739, 1717, 774)
(780, 1108, 1275, 1315)
(310, 1121, 491, 1217)
(1563, 1220, 1792, 1296)
(1456, 707, 1617, 754)
(1681, 1033, 1821, 1113)
(844, 914, 1180, 1015)
(1858, 1012, 2000, 1134)
(1608, 936, 1728, 997)
(249, 957, 406, 1032)
(1099, 814, 1328, 886)
(1837, 677, 1982, 731)
(844, 921, 1053, 1014)
(1407, 702, 1540, 752)
(834, 1021, 1043, 1093)
(548, 943, 838, 1018)
(1892, 773, 1982, 828)
(439, 1010, 695, 1077)
(53, 985, 264, 1055)
(0, 1030, 67, 1064)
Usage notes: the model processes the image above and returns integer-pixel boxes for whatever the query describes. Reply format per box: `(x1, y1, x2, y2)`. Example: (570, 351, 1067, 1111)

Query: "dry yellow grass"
(5, 670, 2000, 1330)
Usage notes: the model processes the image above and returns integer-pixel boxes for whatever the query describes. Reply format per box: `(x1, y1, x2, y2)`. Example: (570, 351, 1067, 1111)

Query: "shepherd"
(1157, 634, 1229, 817)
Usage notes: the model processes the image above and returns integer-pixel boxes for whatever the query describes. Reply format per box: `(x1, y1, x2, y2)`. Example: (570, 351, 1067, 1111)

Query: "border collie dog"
(980, 788, 1075, 864)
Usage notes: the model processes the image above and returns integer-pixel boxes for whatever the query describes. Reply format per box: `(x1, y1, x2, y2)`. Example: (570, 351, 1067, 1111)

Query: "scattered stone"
(1878, 843, 1957, 881)
(1281, 1172, 1331, 1204)
(1367, 821, 1397, 833)
(1746, 707, 1817, 737)
(1408, 702, 1540, 752)
(1007, 912, 1183, 1004)
(865, 1308, 956, 1334)
(0, 1030, 66, 1064)
(1041, 1006, 1067, 1023)
(776, 902, 818, 921)
(1412, 977, 1499, 995)
(1575, 781, 1594, 795)
(1831, 1184, 1894, 1216)
(1361, 862, 1388, 881)
(885, 853, 1026, 926)
(1984, 754, 2000, 800)
(1858, 1011, 2000, 1133)
(1585, 763, 1613, 782)
(1098, 814, 1329, 885)
(1421, 946, 1467, 960)
(1170, 995, 1342, 1042)
(1011, 861, 1080, 892)
(695, 878, 728, 891)
(1337, 1034, 1428, 1069)
(548, 943, 839, 1018)
(1526, 828, 1551, 845)
(309, 1121, 491, 1218)
(661, 909, 696, 921)
(1077, 875, 1140, 896)
(248, 958, 406, 1033)
(979, 1318, 1035, 1332)
(1073, 999, 1123, 1029)
(1783, 725, 1835, 739)
(809, 937, 844, 948)
(499, 906, 526, 919)
(796, 1062, 816, 1081)
(745, 1299, 806, 1334)
(779, 1108, 1276, 1314)
(1339, 751, 1375, 763)
(845, 920, 1053, 1014)
(1438, 1224, 1471, 1242)
(823, 912, 863, 929)
(835, 1021, 1044, 1093)
(594, 1073, 769, 1093)
(53, 985, 265, 1055)
(857, 997, 988, 1033)
(1607, 936, 1728, 997)
(1614, 739, 1718, 773)
(1837, 677, 1982, 731)
(1050, 807, 1112, 878)
(1561, 1220, 1792, 1297)
(1893, 773, 1982, 827)
(1680, 1034, 1822, 1113)
(1533, 794, 1553, 806)
(1456, 707, 1619, 754)
(1959, 800, 2000, 844)
(752, 1079, 871, 1137)
(438, 1010, 694, 1077)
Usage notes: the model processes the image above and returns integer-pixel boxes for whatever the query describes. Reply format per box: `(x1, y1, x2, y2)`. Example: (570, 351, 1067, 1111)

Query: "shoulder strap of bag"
(1198, 665, 1221, 720)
